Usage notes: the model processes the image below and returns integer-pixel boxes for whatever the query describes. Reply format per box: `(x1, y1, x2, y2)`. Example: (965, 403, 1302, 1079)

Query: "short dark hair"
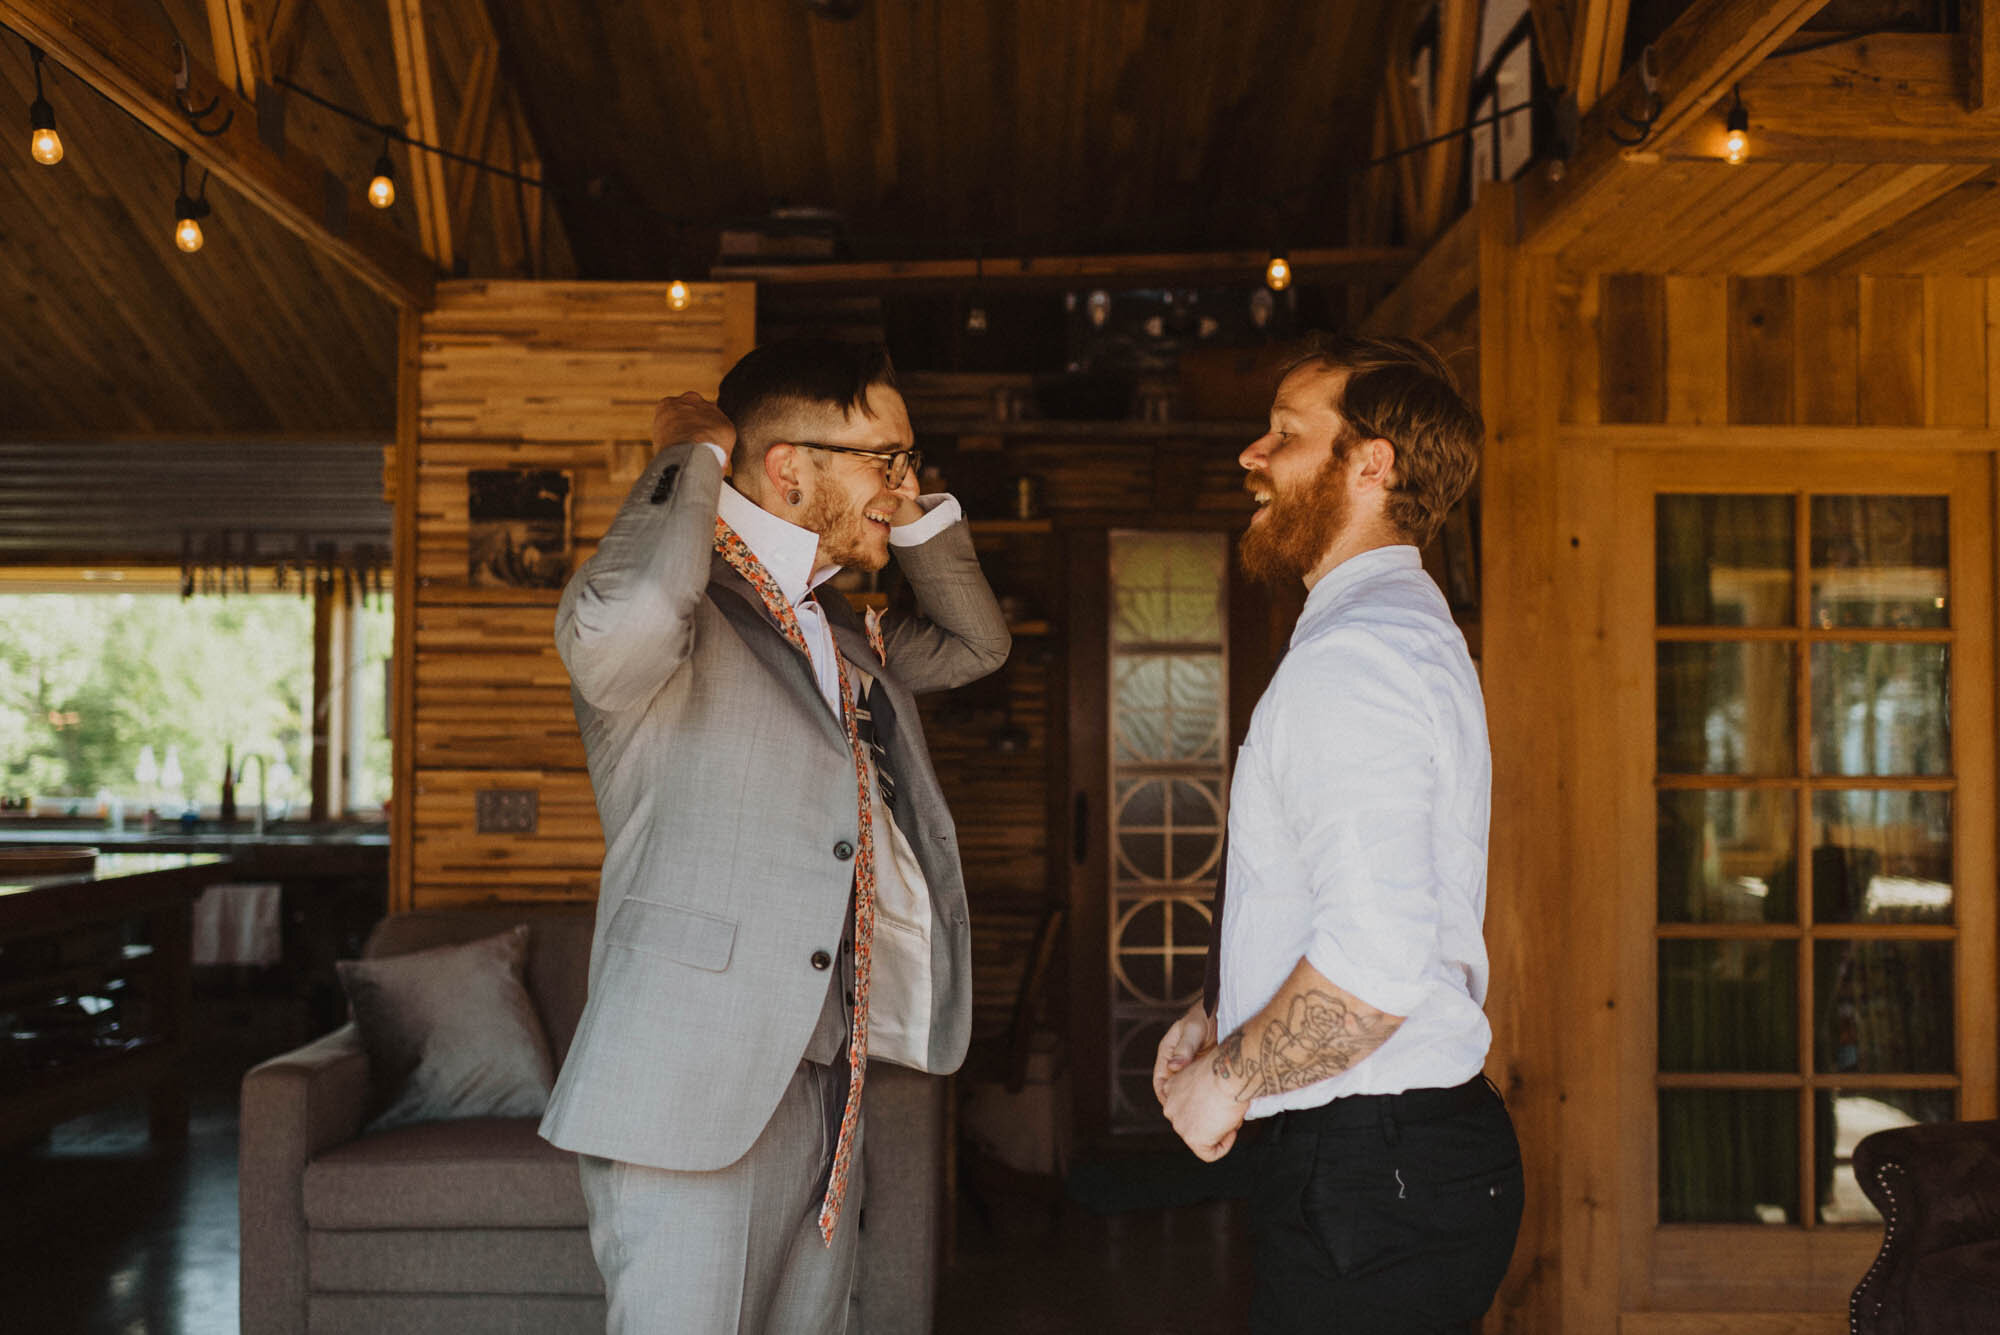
(1280, 333, 1482, 547)
(716, 339, 898, 473)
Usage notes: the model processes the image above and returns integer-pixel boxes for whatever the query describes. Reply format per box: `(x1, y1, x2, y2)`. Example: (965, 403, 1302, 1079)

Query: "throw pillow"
(336, 924, 555, 1132)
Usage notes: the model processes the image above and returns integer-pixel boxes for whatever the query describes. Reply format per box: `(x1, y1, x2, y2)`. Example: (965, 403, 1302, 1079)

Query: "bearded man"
(1154, 333, 1523, 1334)
(541, 339, 1009, 1333)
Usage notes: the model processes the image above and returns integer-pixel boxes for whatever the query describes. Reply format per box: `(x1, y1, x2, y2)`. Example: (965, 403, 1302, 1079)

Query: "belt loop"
(1379, 1103, 1401, 1147)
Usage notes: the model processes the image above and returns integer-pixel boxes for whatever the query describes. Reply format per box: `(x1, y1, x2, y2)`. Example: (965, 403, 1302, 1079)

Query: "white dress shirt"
(710, 459, 960, 1069)
(1216, 544, 1493, 1117)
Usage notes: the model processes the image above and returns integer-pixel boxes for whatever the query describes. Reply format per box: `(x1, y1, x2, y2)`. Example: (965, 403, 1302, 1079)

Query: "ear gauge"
(787, 489, 804, 506)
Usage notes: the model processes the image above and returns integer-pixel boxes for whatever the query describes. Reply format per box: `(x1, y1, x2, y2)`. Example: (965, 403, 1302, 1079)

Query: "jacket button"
(812, 950, 833, 971)
(834, 841, 855, 860)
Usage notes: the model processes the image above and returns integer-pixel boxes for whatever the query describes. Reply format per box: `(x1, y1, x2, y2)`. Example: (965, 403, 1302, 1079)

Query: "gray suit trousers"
(579, 1060, 865, 1335)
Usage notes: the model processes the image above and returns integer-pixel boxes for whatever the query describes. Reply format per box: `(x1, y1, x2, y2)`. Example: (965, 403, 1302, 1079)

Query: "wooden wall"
(1456, 181, 2000, 1333)
(1566, 273, 1998, 430)
(389, 280, 756, 910)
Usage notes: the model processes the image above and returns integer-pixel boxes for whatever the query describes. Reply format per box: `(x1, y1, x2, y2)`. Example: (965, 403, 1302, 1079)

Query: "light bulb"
(1265, 252, 1292, 292)
(29, 97, 61, 165)
(1724, 101, 1750, 166)
(965, 304, 989, 334)
(175, 215, 204, 253)
(367, 152, 396, 208)
(666, 279, 691, 311)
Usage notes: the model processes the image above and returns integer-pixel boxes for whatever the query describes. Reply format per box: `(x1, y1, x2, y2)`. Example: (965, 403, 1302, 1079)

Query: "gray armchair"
(240, 909, 945, 1334)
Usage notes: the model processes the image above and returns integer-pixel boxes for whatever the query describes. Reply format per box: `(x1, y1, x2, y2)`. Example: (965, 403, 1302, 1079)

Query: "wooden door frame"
(1063, 515, 1296, 1145)
(1602, 446, 1998, 1314)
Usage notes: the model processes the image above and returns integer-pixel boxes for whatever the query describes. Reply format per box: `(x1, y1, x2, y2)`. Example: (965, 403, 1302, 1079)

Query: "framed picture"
(468, 468, 571, 588)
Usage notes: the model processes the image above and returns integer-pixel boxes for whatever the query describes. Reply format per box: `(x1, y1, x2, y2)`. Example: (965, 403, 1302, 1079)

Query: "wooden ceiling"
(0, 0, 404, 434)
(484, 0, 1399, 275)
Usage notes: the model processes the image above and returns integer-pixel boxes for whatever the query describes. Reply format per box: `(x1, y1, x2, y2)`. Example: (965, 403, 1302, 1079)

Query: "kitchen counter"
(1, 850, 232, 1144)
(0, 826, 387, 850)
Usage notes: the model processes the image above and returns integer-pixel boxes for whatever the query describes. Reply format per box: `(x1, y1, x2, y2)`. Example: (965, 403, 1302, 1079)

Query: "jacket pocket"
(605, 898, 736, 972)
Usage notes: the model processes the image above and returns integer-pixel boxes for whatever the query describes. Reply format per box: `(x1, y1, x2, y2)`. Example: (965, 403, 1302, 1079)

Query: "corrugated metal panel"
(0, 438, 391, 562)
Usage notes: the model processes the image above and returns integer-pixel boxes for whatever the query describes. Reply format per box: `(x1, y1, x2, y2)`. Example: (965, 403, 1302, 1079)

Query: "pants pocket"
(1303, 1146, 1522, 1282)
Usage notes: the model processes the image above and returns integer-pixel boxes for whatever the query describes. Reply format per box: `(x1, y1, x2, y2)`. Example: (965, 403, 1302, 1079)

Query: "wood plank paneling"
(1925, 274, 1989, 427)
(1858, 275, 1926, 426)
(1791, 276, 1859, 426)
(1726, 276, 1794, 426)
(396, 280, 755, 911)
(1663, 275, 1726, 425)
(1600, 274, 1667, 425)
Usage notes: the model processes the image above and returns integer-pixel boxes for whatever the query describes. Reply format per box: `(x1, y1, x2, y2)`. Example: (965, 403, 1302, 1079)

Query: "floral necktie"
(713, 516, 883, 1244)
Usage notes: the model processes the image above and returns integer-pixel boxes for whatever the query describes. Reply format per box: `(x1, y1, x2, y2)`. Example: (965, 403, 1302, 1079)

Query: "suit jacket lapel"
(707, 555, 849, 754)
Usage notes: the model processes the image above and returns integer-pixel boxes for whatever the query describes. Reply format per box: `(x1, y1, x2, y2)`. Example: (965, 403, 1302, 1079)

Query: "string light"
(1265, 249, 1292, 292)
(367, 138, 395, 209)
(27, 43, 62, 165)
(1723, 87, 1749, 165)
(172, 149, 209, 253)
(666, 278, 691, 311)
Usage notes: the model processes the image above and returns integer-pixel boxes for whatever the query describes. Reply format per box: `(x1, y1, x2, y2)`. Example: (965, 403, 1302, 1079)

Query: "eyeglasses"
(789, 441, 923, 490)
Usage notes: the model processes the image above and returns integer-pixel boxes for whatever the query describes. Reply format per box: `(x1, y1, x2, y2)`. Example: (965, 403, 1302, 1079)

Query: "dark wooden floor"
(0, 989, 1252, 1334)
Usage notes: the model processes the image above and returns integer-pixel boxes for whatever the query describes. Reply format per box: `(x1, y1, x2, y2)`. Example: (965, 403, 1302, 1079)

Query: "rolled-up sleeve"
(1270, 627, 1440, 1018)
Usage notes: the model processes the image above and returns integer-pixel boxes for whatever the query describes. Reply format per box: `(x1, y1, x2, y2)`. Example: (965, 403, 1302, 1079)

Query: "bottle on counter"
(220, 743, 237, 825)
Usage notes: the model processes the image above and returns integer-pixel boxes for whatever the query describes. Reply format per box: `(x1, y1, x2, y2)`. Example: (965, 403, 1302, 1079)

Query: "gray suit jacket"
(538, 441, 1010, 1171)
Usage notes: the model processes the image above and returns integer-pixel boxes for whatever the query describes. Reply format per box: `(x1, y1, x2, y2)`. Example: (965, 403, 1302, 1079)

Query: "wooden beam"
(1382, 32, 1426, 234)
(1972, 0, 2000, 111)
(203, 0, 262, 100)
(710, 246, 1417, 293)
(0, 0, 435, 307)
(1518, 0, 1830, 253)
(1569, 0, 1633, 113)
(261, 0, 306, 82)
(1528, 0, 1575, 91)
(1360, 208, 1480, 339)
(1417, 0, 1481, 239)
(386, 0, 454, 269)
(447, 41, 499, 260)
(1676, 34, 2000, 164)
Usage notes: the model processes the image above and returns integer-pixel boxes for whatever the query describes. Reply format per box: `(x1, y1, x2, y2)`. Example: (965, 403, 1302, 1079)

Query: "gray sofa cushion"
(303, 1117, 586, 1230)
(364, 910, 595, 1065)
(339, 926, 555, 1131)
(310, 1229, 603, 1295)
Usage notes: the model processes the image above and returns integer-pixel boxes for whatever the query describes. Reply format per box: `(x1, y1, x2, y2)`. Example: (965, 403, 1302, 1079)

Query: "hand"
(652, 392, 736, 472)
(1153, 1000, 1215, 1106)
(1161, 1048, 1249, 1162)
(887, 462, 926, 525)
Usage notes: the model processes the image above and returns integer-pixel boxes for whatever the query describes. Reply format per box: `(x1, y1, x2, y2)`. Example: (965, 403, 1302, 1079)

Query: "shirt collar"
(716, 483, 843, 607)
(1294, 544, 1422, 644)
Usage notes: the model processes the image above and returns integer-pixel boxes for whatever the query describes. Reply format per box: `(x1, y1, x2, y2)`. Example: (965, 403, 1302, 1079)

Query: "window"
(0, 587, 391, 817)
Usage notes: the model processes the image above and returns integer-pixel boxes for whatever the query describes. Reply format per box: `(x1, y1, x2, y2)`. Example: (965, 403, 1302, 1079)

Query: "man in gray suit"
(540, 339, 1010, 1333)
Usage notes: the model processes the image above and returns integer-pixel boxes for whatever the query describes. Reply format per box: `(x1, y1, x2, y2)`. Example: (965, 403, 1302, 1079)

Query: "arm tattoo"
(1210, 989, 1402, 1100)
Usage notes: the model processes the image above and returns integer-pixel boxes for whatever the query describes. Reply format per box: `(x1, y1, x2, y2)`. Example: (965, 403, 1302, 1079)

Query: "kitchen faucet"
(236, 754, 269, 835)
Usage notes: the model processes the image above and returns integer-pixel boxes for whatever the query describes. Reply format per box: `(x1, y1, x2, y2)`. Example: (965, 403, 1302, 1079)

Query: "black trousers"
(1244, 1076, 1524, 1335)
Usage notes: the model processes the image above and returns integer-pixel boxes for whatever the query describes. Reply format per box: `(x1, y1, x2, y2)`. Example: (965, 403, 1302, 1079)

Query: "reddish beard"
(1238, 447, 1352, 586)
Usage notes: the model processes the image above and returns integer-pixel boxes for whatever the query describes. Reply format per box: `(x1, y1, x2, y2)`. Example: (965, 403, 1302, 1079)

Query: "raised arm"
(555, 395, 734, 713)
(879, 495, 1012, 693)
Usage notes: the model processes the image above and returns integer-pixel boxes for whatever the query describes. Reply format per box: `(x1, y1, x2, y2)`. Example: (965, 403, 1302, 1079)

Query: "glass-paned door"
(1621, 451, 1995, 1299)
(1105, 531, 1229, 1130)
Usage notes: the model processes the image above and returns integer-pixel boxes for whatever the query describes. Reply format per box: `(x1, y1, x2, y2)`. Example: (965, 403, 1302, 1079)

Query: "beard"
(797, 467, 891, 573)
(1238, 448, 1351, 587)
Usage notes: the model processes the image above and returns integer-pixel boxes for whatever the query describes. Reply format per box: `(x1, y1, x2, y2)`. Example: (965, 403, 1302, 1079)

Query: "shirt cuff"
(889, 493, 964, 546)
(698, 441, 729, 469)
